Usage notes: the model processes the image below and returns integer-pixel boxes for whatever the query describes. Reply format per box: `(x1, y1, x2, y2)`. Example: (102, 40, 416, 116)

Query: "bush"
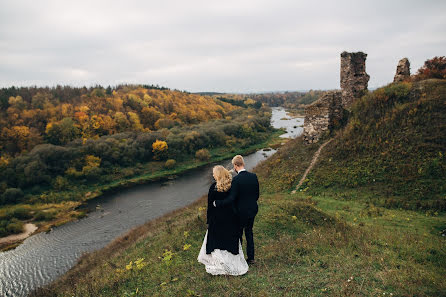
(152, 140, 168, 160)
(164, 159, 176, 169)
(413, 56, 446, 81)
(53, 176, 69, 191)
(195, 149, 211, 161)
(1, 188, 24, 204)
(34, 210, 56, 221)
(12, 207, 32, 220)
(6, 220, 24, 234)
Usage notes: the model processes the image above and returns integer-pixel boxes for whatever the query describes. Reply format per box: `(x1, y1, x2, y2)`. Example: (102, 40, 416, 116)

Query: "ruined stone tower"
(393, 58, 410, 82)
(303, 51, 369, 144)
(340, 51, 370, 109)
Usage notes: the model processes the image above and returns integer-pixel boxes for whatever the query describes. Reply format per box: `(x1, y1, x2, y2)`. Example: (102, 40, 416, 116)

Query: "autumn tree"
(45, 117, 81, 145)
(414, 56, 446, 81)
(1, 126, 31, 154)
(152, 140, 168, 160)
(31, 92, 53, 109)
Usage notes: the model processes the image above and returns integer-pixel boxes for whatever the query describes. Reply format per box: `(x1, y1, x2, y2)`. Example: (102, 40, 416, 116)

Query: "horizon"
(1, 0, 445, 93)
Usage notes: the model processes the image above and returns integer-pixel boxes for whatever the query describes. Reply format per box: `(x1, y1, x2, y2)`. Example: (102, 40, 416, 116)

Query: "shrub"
(413, 56, 446, 81)
(6, 221, 24, 234)
(164, 159, 176, 169)
(195, 149, 211, 161)
(53, 176, 69, 191)
(34, 210, 56, 221)
(1, 188, 24, 204)
(152, 140, 168, 160)
(12, 207, 32, 220)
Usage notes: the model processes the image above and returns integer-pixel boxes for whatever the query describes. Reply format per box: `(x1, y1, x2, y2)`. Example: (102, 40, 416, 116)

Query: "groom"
(213, 155, 259, 264)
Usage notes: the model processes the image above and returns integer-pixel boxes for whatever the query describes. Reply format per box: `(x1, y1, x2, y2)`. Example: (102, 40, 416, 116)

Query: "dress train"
(197, 230, 248, 276)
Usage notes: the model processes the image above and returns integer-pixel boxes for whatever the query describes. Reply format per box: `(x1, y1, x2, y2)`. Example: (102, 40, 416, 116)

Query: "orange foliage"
(413, 56, 446, 81)
(0, 86, 238, 155)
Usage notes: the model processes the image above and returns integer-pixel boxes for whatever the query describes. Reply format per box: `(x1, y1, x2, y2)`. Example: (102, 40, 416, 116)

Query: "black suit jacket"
(215, 170, 260, 219)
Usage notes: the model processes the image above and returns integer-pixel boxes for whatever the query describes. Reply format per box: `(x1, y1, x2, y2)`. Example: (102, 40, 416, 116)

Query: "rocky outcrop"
(340, 51, 370, 109)
(303, 91, 342, 143)
(393, 58, 410, 82)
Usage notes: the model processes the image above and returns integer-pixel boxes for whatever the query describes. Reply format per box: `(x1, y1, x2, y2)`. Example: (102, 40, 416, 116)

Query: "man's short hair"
(232, 155, 245, 167)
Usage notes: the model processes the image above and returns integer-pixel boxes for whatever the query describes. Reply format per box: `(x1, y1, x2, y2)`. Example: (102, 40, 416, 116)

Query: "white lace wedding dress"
(197, 230, 249, 275)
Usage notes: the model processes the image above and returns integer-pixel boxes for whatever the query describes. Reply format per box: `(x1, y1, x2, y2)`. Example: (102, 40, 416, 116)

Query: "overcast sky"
(0, 0, 445, 93)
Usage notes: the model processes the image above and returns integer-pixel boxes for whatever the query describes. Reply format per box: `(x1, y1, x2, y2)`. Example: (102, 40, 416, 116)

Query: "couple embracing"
(197, 155, 259, 275)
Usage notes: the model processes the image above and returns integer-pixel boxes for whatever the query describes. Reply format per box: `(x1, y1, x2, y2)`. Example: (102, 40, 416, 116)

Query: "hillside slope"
(307, 79, 446, 210)
(0, 85, 238, 158)
(31, 80, 446, 297)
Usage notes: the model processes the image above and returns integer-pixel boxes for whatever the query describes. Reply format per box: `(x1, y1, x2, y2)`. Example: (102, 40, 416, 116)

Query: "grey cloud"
(0, 0, 445, 92)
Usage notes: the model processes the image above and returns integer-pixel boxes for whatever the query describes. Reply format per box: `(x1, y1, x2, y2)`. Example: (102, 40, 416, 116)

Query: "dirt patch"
(0, 223, 38, 244)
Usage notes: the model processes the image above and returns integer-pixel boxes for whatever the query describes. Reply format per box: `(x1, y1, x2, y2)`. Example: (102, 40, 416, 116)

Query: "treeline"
(216, 96, 262, 109)
(0, 108, 273, 206)
(216, 90, 325, 109)
(0, 85, 237, 158)
(249, 90, 326, 108)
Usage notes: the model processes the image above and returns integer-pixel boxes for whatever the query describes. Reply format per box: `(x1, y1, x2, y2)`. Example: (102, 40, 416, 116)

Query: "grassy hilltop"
(33, 79, 445, 296)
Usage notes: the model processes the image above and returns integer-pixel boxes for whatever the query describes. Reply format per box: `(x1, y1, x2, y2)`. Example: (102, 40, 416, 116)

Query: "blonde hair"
(232, 155, 245, 167)
(213, 165, 232, 192)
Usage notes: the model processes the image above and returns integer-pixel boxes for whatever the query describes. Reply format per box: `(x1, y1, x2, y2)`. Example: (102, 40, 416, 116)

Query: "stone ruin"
(340, 52, 370, 108)
(393, 58, 410, 82)
(303, 51, 369, 144)
(302, 91, 343, 144)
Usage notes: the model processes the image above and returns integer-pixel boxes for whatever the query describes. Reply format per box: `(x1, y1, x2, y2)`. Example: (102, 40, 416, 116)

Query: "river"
(0, 107, 303, 297)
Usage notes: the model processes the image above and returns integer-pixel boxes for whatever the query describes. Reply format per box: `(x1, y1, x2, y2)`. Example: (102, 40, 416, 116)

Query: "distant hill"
(213, 90, 327, 110)
(193, 92, 225, 96)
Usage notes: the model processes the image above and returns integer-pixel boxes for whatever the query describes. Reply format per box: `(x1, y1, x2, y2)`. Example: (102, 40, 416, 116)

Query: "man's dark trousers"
(239, 217, 255, 261)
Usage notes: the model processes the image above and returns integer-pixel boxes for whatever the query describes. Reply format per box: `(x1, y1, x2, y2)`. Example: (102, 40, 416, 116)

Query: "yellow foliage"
(245, 98, 256, 105)
(85, 155, 101, 168)
(152, 140, 168, 160)
(0, 155, 10, 167)
(90, 115, 104, 130)
(128, 112, 144, 131)
(153, 140, 167, 151)
(45, 122, 54, 134)
(79, 105, 90, 113)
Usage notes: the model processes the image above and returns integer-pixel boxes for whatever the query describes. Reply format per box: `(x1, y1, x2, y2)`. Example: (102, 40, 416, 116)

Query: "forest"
(0, 85, 274, 239)
(0, 84, 240, 157)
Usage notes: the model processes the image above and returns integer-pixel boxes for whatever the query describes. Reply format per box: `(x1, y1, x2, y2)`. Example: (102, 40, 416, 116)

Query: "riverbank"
(0, 128, 287, 252)
(0, 224, 37, 245)
(32, 135, 446, 296)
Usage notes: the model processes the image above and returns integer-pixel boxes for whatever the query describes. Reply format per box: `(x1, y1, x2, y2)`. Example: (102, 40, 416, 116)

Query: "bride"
(197, 165, 249, 275)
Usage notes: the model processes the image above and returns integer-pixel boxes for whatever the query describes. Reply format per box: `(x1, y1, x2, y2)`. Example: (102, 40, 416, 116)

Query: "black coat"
(214, 170, 260, 222)
(206, 182, 240, 255)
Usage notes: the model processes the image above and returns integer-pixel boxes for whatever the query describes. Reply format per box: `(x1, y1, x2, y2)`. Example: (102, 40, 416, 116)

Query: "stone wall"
(340, 51, 370, 109)
(394, 58, 410, 82)
(303, 91, 342, 143)
(303, 51, 369, 144)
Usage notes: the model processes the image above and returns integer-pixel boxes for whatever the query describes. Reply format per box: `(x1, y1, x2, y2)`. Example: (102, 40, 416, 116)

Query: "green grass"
(308, 79, 446, 211)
